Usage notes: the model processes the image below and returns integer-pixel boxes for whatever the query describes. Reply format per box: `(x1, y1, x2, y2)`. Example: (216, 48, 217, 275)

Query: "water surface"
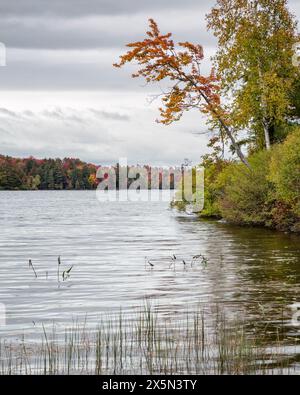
(0, 190, 299, 352)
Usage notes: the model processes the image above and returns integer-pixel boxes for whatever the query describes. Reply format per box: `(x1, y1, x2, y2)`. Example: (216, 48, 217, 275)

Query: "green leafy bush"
(216, 130, 300, 232)
(269, 128, 300, 217)
(200, 159, 228, 217)
(170, 130, 300, 233)
(217, 151, 275, 225)
(171, 159, 228, 217)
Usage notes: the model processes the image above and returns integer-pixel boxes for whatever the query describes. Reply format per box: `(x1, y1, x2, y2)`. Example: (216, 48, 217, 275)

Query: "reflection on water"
(0, 191, 299, 350)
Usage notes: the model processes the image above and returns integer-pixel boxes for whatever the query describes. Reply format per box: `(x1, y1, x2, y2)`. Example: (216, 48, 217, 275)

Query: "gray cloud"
(0, 95, 210, 165)
(0, 0, 203, 17)
(0, 108, 18, 117)
(0, 106, 130, 124)
(1, 0, 297, 90)
(0, 1, 215, 91)
(0, 10, 214, 50)
(41, 108, 86, 124)
(23, 110, 35, 117)
(89, 109, 130, 121)
(0, 0, 299, 165)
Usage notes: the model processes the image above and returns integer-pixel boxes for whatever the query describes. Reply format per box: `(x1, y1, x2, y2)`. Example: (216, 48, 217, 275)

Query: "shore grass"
(0, 304, 298, 375)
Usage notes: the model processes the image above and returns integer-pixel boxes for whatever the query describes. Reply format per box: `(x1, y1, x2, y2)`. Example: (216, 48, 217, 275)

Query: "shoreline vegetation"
(172, 127, 300, 234)
(0, 304, 298, 375)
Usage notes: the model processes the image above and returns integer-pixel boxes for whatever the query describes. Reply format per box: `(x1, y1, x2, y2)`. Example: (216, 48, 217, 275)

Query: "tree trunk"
(262, 116, 271, 150)
(263, 123, 271, 150)
(201, 92, 251, 169)
(258, 64, 271, 151)
(181, 74, 252, 169)
(224, 124, 252, 168)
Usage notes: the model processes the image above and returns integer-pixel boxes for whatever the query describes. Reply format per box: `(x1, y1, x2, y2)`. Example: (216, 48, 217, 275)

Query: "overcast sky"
(0, 0, 299, 165)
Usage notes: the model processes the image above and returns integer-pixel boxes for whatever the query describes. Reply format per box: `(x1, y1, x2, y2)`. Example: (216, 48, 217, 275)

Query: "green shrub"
(217, 151, 275, 225)
(199, 159, 228, 217)
(172, 130, 300, 233)
(269, 128, 300, 217)
(171, 159, 227, 217)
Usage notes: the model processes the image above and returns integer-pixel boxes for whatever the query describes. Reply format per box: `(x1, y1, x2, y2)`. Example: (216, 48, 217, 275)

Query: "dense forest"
(0, 155, 98, 190)
(0, 155, 179, 190)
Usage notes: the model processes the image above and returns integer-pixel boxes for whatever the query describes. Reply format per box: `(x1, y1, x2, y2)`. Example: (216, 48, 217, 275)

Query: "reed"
(0, 304, 298, 375)
(28, 259, 38, 278)
(57, 256, 61, 283)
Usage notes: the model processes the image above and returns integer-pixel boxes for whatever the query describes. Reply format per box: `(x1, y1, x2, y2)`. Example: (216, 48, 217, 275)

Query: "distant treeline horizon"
(0, 154, 180, 190)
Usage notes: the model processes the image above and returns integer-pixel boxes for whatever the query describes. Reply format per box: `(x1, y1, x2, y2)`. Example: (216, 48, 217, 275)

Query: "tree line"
(0, 155, 98, 190)
(0, 155, 180, 190)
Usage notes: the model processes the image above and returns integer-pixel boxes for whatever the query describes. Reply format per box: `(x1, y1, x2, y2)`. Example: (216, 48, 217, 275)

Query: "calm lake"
(0, 191, 300, 359)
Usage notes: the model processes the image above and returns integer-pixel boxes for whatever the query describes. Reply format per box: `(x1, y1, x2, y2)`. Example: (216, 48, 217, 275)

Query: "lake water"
(0, 190, 300, 354)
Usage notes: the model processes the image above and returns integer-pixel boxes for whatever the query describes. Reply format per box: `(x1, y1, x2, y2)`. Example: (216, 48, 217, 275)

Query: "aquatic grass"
(28, 259, 38, 278)
(57, 256, 61, 283)
(145, 253, 209, 271)
(27, 256, 74, 285)
(0, 304, 298, 375)
(62, 265, 73, 281)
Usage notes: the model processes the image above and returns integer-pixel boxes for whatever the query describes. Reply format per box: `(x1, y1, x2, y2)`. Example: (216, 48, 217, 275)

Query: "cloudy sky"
(0, 0, 299, 165)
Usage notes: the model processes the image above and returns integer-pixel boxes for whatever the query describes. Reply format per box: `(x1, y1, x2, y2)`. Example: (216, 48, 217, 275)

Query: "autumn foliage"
(114, 19, 221, 125)
(0, 155, 98, 190)
(0, 155, 180, 191)
(114, 19, 250, 167)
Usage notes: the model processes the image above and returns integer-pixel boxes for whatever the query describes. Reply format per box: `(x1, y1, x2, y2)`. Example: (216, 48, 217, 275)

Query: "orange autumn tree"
(114, 19, 250, 168)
